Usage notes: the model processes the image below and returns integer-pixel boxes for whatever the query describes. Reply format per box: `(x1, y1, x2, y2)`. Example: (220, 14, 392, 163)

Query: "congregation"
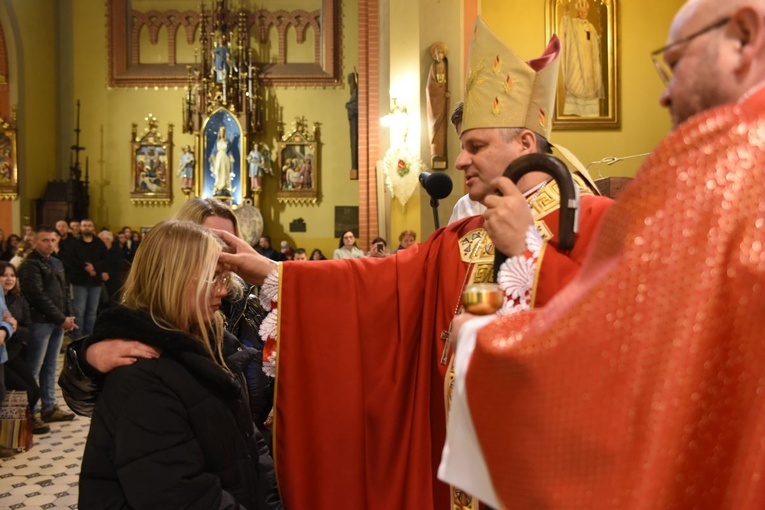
(0, 221, 146, 458)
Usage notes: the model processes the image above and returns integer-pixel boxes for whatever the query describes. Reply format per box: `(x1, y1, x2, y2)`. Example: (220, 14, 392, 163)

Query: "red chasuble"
(272, 182, 610, 509)
(465, 86, 765, 509)
(274, 217, 481, 509)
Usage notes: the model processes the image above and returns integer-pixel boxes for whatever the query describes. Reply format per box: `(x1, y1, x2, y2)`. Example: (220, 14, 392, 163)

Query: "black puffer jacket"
(79, 307, 269, 510)
(222, 280, 273, 435)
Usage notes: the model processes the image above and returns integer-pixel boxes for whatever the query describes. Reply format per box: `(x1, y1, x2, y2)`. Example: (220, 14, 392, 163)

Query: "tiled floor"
(0, 357, 90, 509)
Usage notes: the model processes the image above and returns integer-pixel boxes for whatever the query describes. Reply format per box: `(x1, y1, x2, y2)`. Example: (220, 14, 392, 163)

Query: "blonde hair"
(175, 197, 241, 236)
(174, 198, 243, 301)
(121, 220, 228, 370)
(398, 230, 417, 243)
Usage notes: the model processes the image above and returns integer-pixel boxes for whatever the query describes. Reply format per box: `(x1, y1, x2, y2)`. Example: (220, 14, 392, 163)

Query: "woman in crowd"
(1, 233, 20, 261)
(394, 229, 417, 253)
(333, 230, 365, 260)
(0, 261, 49, 434)
(78, 220, 272, 509)
(310, 248, 327, 260)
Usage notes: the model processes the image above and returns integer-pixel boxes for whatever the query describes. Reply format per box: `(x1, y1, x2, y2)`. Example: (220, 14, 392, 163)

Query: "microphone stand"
(430, 197, 442, 229)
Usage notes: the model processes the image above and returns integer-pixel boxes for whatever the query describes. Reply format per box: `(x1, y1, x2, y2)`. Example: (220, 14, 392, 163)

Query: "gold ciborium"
(462, 283, 503, 315)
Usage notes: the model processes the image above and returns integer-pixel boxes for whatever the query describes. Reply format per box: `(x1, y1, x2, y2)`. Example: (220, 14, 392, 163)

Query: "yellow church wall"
(387, 0, 682, 243)
(477, 0, 683, 178)
(7, 0, 685, 251)
(5, 0, 59, 229)
(61, 0, 359, 257)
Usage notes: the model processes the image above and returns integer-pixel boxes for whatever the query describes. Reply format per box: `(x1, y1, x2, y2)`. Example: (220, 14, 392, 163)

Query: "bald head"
(659, 0, 765, 126)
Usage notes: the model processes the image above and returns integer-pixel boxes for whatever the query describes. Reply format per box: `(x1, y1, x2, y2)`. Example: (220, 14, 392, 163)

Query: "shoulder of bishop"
(528, 174, 596, 242)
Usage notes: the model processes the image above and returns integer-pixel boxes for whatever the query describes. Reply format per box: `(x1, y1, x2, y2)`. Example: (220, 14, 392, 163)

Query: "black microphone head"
(419, 171, 453, 200)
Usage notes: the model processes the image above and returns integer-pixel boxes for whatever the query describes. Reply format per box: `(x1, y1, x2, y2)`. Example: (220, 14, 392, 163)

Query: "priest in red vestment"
(217, 20, 612, 510)
(441, 1, 765, 508)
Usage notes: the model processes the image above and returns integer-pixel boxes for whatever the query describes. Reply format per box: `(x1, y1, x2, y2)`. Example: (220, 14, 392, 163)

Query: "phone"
(375, 242, 385, 251)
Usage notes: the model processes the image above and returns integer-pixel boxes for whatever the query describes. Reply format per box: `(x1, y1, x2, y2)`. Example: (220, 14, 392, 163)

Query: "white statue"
(210, 126, 234, 194)
(247, 143, 264, 190)
(177, 145, 195, 190)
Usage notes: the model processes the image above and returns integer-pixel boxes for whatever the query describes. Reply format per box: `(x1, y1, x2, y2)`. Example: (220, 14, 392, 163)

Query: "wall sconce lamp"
(381, 97, 411, 147)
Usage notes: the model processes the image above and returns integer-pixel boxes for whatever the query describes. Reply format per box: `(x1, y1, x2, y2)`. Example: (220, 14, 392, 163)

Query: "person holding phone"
(366, 237, 388, 258)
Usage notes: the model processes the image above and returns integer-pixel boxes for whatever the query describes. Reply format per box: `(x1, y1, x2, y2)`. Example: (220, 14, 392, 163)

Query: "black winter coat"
(17, 250, 73, 325)
(4, 292, 31, 361)
(79, 307, 269, 510)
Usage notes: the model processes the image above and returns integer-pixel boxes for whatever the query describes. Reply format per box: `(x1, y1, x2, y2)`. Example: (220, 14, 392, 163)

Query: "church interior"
(0, 0, 682, 253)
(0, 0, 690, 508)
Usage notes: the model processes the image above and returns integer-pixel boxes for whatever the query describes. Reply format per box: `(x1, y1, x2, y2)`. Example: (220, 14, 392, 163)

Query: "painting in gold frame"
(0, 117, 18, 200)
(130, 115, 173, 205)
(545, 0, 619, 129)
(276, 119, 320, 205)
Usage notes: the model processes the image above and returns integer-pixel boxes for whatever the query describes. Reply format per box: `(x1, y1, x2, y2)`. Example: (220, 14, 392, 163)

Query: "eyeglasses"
(206, 273, 231, 292)
(650, 17, 730, 86)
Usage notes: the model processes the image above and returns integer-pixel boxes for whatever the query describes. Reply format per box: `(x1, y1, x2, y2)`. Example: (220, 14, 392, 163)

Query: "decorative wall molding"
(108, 0, 341, 87)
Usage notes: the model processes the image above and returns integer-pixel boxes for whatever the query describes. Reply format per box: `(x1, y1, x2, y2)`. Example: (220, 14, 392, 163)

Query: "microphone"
(419, 171, 453, 200)
(419, 171, 453, 229)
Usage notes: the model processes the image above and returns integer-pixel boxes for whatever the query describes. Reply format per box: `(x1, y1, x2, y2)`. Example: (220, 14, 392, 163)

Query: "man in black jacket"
(70, 219, 108, 339)
(17, 225, 77, 422)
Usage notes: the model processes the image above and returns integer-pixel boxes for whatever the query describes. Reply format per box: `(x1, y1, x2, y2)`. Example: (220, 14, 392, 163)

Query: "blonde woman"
(78, 220, 266, 508)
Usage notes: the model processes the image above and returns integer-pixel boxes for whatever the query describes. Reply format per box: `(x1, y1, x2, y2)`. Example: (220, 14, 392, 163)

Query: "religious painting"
(276, 119, 321, 205)
(200, 108, 244, 206)
(0, 118, 18, 200)
(130, 115, 173, 205)
(545, 0, 620, 129)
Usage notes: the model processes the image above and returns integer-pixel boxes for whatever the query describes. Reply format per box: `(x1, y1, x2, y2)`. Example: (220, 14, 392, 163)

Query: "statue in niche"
(210, 126, 234, 194)
(425, 42, 449, 169)
(247, 142, 265, 190)
(178, 145, 195, 191)
(212, 33, 232, 84)
(345, 72, 359, 174)
(261, 145, 273, 176)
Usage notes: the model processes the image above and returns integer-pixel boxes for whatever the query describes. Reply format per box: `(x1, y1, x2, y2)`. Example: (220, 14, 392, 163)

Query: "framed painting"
(276, 119, 320, 204)
(130, 115, 173, 205)
(0, 117, 18, 200)
(200, 108, 245, 206)
(545, 0, 620, 129)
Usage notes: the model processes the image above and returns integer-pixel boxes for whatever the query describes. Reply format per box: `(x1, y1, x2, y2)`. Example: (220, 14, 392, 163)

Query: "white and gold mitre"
(462, 16, 560, 140)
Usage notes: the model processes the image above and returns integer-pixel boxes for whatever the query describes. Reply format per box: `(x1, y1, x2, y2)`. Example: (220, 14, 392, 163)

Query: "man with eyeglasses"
(438, 1, 765, 508)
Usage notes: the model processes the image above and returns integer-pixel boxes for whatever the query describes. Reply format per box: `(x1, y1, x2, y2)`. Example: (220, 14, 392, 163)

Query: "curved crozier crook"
(493, 153, 580, 280)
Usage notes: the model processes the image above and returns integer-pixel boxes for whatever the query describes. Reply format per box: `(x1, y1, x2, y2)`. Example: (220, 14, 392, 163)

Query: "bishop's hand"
(213, 228, 277, 286)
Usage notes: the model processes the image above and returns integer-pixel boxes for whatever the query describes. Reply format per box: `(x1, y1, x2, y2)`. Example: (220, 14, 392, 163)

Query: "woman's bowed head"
(124, 220, 233, 365)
